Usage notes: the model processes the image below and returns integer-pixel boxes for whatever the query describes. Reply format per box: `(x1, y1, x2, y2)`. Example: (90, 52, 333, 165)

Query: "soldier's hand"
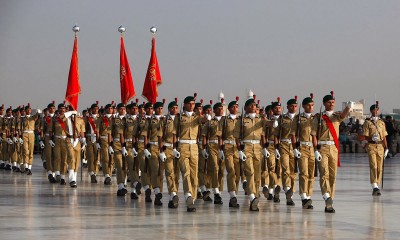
(39, 141, 45, 149)
(159, 152, 167, 162)
(144, 149, 152, 159)
(294, 148, 301, 158)
(274, 149, 281, 160)
(218, 150, 225, 161)
(7, 138, 13, 145)
(273, 120, 279, 128)
(384, 149, 389, 159)
(19, 138, 23, 145)
(202, 148, 209, 159)
(173, 148, 181, 158)
(108, 146, 114, 155)
(13, 137, 18, 143)
(238, 150, 247, 161)
(80, 137, 87, 146)
(346, 101, 355, 109)
(96, 143, 101, 150)
(122, 147, 128, 157)
(262, 148, 270, 158)
(132, 148, 138, 157)
(81, 144, 86, 151)
(49, 140, 55, 148)
(314, 150, 322, 162)
(73, 139, 79, 148)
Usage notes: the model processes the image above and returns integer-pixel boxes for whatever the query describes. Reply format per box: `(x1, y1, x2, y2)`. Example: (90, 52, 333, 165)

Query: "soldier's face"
(58, 107, 66, 114)
(48, 107, 55, 114)
(131, 106, 139, 115)
(229, 105, 238, 115)
(245, 103, 257, 114)
(155, 107, 163, 115)
(203, 108, 212, 115)
(26, 108, 32, 115)
(169, 106, 178, 115)
(6, 110, 12, 116)
(118, 107, 126, 115)
(0, 109, 4, 115)
(303, 102, 314, 113)
(184, 101, 195, 112)
(15, 111, 21, 117)
(106, 107, 113, 114)
(287, 104, 297, 114)
(91, 107, 99, 114)
(273, 106, 281, 115)
(214, 106, 223, 116)
(145, 107, 153, 115)
(324, 100, 335, 111)
(371, 108, 379, 117)
(268, 109, 273, 116)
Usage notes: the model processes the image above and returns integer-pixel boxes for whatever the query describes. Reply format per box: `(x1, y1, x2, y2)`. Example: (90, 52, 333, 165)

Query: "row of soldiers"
(0, 92, 389, 213)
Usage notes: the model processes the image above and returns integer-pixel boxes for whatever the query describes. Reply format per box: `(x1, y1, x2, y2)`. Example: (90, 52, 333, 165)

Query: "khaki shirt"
(162, 115, 175, 144)
(362, 119, 388, 141)
(22, 115, 36, 132)
(202, 116, 222, 140)
(53, 115, 68, 136)
(264, 119, 276, 142)
(124, 115, 138, 140)
(234, 115, 266, 141)
(173, 112, 202, 140)
(75, 117, 86, 135)
(99, 116, 112, 136)
(290, 113, 315, 142)
(311, 112, 344, 141)
(274, 114, 295, 140)
(85, 115, 102, 135)
(2, 117, 13, 136)
(112, 116, 124, 138)
(142, 116, 163, 142)
(41, 116, 54, 135)
(222, 115, 238, 141)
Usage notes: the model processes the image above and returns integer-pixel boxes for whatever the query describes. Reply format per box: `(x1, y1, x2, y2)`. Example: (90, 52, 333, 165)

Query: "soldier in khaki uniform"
(21, 105, 40, 175)
(198, 104, 212, 201)
(11, 108, 23, 172)
(222, 99, 242, 208)
(124, 102, 141, 199)
(110, 103, 129, 196)
(98, 104, 114, 184)
(275, 97, 298, 206)
(202, 102, 225, 205)
(163, 100, 180, 208)
(2, 107, 14, 171)
(51, 103, 76, 185)
(234, 98, 268, 211)
(68, 114, 86, 188)
(172, 96, 202, 212)
(290, 95, 316, 209)
(261, 105, 274, 200)
(361, 103, 388, 196)
(85, 103, 103, 184)
(311, 92, 353, 213)
(39, 103, 56, 182)
(0, 105, 4, 169)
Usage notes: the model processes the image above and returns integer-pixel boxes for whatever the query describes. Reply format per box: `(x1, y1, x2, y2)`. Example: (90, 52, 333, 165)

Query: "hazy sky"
(1, 1, 399, 113)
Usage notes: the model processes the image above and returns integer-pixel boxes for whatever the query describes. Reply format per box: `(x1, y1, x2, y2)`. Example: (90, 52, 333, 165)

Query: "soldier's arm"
(340, 106, 351, 119)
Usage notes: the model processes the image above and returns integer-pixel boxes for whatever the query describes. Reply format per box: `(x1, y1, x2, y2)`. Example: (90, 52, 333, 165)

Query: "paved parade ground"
(1, 153, 399, 240)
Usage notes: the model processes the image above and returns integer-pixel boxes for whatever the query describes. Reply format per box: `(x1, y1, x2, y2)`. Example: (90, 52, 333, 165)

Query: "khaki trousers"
(54, 138, 73, 175)
(113, 141, 126, 184)
(224, 143, 241, 193)
(179, 143, 198, 199)
(298, 145, 315, 196)
(87, 140, 99, 174)
(267, 144, 279, 187)
(209, 142, 225, 190)
(23, 133, 35, 165)
(367, 143, 384, 185)
(198, 144, 210, 189)
(319, 144, 338, 198)
(45, 136, 54, 172)
(164, 146, 180, 194)
(100, 138, 111, 175)
(69, 142, 81, 171)
(243, 143, 262, 197)
(139, 143, 150, 187)
(280, 142, 296, 191)
(126, 142, 140, 188)
(149, 145, 163, 190)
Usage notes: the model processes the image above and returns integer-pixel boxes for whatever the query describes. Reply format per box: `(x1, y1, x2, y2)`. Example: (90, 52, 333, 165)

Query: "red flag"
(65, 36, 81, 110)
(142, 37, 162, 104)
(120, 36, 135, 104)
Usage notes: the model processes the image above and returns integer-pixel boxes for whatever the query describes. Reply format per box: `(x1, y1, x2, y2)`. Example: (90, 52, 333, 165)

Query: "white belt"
(164, 143, 173, 147)
(180, 139, 197, 144)
(45, 133, 51, 137)
(208, 139, 218, 144)
(55, 135, 67, 139)
(138, 139, 145, 143)
(113, 138, 120, 142)
(23, 130, 34, 134)
(125, 138, 133, 142)
(100, 136, 108, 139)
(268, 140, 274, 144)
(300, 141, 313, 147)
(149, 141, 158, 146)
(86, 134, 96, 137)
(223, 140, 235, 145)
(280, 139, 292, 144)
(318, 140, 335, 145)
(241, 140, 260, 144)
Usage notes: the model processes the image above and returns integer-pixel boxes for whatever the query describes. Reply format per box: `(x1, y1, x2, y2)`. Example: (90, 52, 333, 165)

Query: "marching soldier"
(40, 102, 56, 182)
(234, 98, 268, 211)
(110, 103, 129, 196)
(11, 108, 22, 172)
(290, 94, 316, 209)
(163, 100, 180, 208)
(85, 103, 103, 184)
(21, 104, 41, 175)
(361, 102, 388, 196)
(68, 112, 86, 188)
(98, 103, 114, 184)
(172, 95, 202, 212)
(275, 97, 298, 206)
(198, 103, 212, 201)
(222, 99, 242, 207)
(311, 91, 353, 213)
(2, 107, 14, 171)
(0, 105, 4, 169)
(261, 105, 273, 200)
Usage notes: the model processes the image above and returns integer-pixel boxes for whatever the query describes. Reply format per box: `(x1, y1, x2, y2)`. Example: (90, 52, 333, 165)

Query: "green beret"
(126, 103, 133, 109)
(99, 108, 105, 114)
(323, 94, 335, 103)
(116, 103, 125, 109)
(370, 104, 379, 111)
(144, 102, 153, 109)
(138, 104, 144, 109)
(271, 101, 281, 109)
(90, 103, 98, 109)
(287, 98, 298, 105)
(195, 102, 203, 108)
(153, 102, 164, 109)
(47, 103, 55, 108)
(213, 102, 223, 110)
(168, 101, 178, 109)
(228, 101, 238, 109)
(265, 105, 272, 112)
(203, 104, 211, 111)
(58, 103, 66, 109)
(184, 96, 195, 104)
(24, 105, 31, 110)
(302, 97, 314, 105)
(105, 104, 112, 109)
(245, 99, 255, 107)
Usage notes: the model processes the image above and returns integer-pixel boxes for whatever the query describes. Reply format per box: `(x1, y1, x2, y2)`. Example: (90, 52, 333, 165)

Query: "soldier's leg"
(45, 137, 54, 180)
(376, 145, 384, 189)
(189, 144, 199, 201)
(60, 139, 68, 184)
(179, 144, 195, 211)
(127, 143, 140, 198)
(100, 139, 111, 184)
(299, 146, 313, 209)
(197, 148, 206, 198)
(368, 144, 378, 186)
(243, 147, 259, 211)
(139, 146, 151, 201)
(114, 142, 127, 196)
(253, 145, 262, 199)
(27, 133, 35, 172)
(328, 146, 338, 199)
(225, 145, 237, 200)
(150, 145, 163, 205)
(307, 150, 315, 198)
(209, 144, 222, 204)
(164, 147, 179, 208)
(53, 138, 62, 181)
(68, 144, 79, 187)
(319, 145, 335, 213)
